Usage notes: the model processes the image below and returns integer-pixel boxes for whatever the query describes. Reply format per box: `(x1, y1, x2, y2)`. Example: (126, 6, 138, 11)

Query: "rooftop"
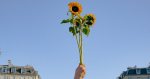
(0, 60, 38, 75)
(118, 66, 150, 79)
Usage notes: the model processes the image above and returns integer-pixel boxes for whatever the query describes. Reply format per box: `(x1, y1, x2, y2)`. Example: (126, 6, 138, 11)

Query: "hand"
(74, 64, 86, 79)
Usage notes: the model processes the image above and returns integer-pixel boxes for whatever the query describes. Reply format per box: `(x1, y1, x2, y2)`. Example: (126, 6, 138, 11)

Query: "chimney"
(8, 60, 13, 66)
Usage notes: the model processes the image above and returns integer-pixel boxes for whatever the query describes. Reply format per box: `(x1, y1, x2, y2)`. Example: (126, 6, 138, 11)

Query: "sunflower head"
(68, 2, 82, 15)
(84, 14, 96, 26)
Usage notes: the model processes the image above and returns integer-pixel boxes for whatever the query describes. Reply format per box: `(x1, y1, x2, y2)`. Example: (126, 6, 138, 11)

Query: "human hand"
(74, 64, 86, 79)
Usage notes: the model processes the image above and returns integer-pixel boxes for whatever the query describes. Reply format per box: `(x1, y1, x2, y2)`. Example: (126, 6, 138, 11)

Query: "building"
(118, 66, 150, 79)
(0, 60, 41, 79)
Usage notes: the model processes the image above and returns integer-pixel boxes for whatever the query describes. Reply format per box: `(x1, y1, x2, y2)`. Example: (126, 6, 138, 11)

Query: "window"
(7, 68, 10, 73)
(3, 67, 8, 73)
(147, 68, 150, 74)
(136, 69, 141, 74)
(21, 68, 26, 74)
(11, 67, 16, 73)
(0, 67, 2, 73)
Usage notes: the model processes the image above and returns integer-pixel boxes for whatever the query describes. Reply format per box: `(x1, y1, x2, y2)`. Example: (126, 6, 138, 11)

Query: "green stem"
(81, 31, 83, 64)
(71, 14, 84, 65)
(74, 27, 80, 54)
(79, 25, 83, 65)
(71, 15, 80, 55)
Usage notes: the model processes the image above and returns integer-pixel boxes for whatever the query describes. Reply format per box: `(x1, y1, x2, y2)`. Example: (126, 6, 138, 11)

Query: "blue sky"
(0, 0, 150, 79)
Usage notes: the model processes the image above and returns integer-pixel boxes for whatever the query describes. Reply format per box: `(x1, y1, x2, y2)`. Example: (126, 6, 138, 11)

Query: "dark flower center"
(86, 21, 93, 25)
(76, 22, 80, 26)
(88, 16, 94, 21)
(72, 6, 79, 12)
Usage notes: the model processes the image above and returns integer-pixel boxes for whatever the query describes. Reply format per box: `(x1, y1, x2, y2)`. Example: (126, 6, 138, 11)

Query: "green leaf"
(82, 26, 90, 36)
(69, 27, 76, 36)
(84, 16, 88, 20)
(75, 26, 80, 33)
(61, 19, 70, 24)
(70, 19, 73, 24)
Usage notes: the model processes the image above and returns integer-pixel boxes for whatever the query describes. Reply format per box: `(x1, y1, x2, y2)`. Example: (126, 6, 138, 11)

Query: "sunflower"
(84, 14, 96, 26)
(68, 2, 82, 15)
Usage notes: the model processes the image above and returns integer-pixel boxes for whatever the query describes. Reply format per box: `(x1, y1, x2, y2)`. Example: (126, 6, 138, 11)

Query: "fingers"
(79, 64, 86, 72)
(74, 64, 86, 79)
(78, 64, 86, 78)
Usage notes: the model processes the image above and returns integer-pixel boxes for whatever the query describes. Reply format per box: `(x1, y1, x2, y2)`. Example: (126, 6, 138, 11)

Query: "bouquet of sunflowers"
(61, 2, 96, 65)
